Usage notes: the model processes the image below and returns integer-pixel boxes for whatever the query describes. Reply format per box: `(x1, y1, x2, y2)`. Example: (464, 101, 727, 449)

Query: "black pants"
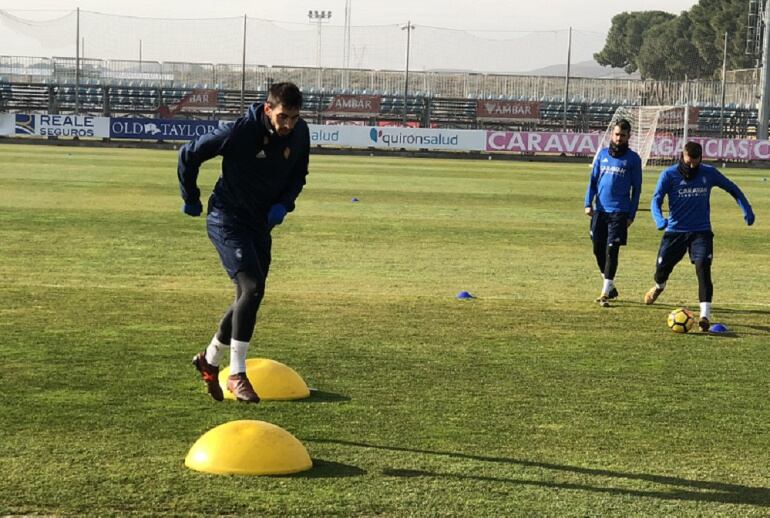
(654, 231, 714, 302)
(590, 211, 628, 279)
(207, 208, 272, 343)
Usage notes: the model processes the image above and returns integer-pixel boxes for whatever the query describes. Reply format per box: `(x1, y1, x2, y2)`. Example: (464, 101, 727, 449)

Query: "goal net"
(594, 105, 695, 169)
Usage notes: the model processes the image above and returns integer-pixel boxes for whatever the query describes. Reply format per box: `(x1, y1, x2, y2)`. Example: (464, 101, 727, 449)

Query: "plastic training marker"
(219, 358, 310, 401)
(709, 323, 729, 333)
(456, 290, 475, 300)
(351, 197, 359, 202)
(185, 420, 312, 475)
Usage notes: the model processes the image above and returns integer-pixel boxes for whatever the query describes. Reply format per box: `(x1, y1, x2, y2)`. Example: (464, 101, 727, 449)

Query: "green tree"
(637, 13, 711, 80)
(688, 0, 755, 73)
(596, 0, 755, 80)
(594, 11, 675, 73)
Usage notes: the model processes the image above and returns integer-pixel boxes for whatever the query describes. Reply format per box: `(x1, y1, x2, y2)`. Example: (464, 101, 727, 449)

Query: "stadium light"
(308, 9, 332, 88)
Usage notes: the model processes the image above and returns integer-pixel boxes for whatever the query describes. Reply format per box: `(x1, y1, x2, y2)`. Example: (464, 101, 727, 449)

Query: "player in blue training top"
(177, 82, 310, 403)
(584, 119, 643, 307)
(645, 141, 755, 331)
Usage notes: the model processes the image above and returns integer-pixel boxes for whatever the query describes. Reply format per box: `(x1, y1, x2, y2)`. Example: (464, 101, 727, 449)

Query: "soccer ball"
(667, 308, 694, 333)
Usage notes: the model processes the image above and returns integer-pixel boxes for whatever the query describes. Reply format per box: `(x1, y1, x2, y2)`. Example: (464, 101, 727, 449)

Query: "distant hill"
(525, 60, 641, 79)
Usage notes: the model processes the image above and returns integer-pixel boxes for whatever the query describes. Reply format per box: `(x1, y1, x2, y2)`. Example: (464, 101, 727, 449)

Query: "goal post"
(594, 104, 693, 169)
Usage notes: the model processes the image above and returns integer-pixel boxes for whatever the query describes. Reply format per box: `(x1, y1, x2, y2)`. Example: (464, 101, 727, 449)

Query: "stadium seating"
(0, 76, 760, 136)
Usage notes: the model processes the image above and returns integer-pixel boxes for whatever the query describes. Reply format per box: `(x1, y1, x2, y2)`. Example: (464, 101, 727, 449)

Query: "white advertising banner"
(0, 113, 14, 136)
(4, 114, 770, 162)
(14, 114, 110, 138)
(486, 130, 770, 161)
(309, 124, 486, 152)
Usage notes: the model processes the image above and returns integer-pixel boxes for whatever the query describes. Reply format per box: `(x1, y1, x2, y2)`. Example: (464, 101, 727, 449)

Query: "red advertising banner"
(476, 100, 541, 121)
(159, 89, 219, 117)
(657, 106, 700, 129)
(176, 89, 219, 110)
(377, 120, 421, 128)
(324, 95, 381, 116)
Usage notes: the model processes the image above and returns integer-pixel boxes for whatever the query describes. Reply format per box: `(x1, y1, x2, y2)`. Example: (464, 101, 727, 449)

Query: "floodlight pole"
(75, 7, 80, 114)
(343, 0, 351, 88)
(402, 20, 414, 125)
(562, 26, 572, 132)
(720, 32, 728, 138)
(758, 0, 770, 139)
(241, 14, 247, 113)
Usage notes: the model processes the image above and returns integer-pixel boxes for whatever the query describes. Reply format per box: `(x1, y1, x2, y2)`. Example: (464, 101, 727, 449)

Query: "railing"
(0, 80, 758, 137)
(0, 55, 761, 107)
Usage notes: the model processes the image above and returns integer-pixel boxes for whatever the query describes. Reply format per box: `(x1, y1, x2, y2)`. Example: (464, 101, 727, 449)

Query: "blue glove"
(657, 218, 668, 231)
(182, 200, 202, 217)
(745, 210, 755, 226)
(267, 203, 288, 227)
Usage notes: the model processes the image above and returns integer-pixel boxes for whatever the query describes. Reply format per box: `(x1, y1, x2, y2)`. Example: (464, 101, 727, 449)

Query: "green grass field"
(1, 143, 769, 516)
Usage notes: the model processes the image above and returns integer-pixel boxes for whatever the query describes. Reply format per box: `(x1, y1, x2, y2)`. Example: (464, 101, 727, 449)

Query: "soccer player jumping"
(645, 141, 755, 332)
(584, 119, 643, 307)
(177, 82, 310, 402)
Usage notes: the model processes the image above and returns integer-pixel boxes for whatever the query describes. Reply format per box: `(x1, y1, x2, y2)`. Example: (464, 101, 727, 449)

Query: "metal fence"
(0, 55, 761, 108)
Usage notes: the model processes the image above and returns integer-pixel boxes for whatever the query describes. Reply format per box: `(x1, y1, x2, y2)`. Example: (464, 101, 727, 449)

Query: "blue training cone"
(709, 323, 729, 334)
(351, 197, 359, 202)
(456, 290, 475, 300)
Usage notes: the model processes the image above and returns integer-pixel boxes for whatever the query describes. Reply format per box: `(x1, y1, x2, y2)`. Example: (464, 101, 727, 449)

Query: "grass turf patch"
(1, 144, 770, 516)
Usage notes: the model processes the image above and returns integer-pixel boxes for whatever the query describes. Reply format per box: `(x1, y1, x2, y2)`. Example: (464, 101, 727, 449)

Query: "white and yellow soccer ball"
(667, 307, 695, 333)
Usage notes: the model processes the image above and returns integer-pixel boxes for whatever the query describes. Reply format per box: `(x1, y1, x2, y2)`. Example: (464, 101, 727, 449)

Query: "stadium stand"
(0, 55, 760, 136)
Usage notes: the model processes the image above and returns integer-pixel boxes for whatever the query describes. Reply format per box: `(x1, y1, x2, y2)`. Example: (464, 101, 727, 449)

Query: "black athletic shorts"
(206, 207, 272, 281)
(656, 231, 713, 271)
(590, 211, 628, 246)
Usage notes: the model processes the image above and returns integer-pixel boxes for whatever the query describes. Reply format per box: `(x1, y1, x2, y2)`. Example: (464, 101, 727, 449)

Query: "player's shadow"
(716, 307, 770, 317)
(295, 458, 365, 478)
(616, 303, 770, 336)
(380, 467, 769, 505)
(733, 325, 770, 336)
(612, 300, 673, 309)
(299, 389, 350, 403)
(308, 438, 770, 506)
(615, 302, 770, 319)
(697, 331, 741, 339)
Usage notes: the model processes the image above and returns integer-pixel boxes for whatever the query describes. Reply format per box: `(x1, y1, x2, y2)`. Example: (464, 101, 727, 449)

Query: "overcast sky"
(1, 0, 700, 33)
(0, 1, 702, 72)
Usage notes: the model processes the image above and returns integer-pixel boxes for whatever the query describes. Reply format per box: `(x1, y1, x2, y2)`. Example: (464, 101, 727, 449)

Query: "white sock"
(700, 302, 712, 320)
(602, 278, 613, 295)
(230, 339, 249, 374)
(205, 335, 229, 367)
(656, 282, 666, 290)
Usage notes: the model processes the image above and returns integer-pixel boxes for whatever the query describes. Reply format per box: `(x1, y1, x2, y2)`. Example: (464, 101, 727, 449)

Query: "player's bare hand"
(584, 206, 593, 217)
